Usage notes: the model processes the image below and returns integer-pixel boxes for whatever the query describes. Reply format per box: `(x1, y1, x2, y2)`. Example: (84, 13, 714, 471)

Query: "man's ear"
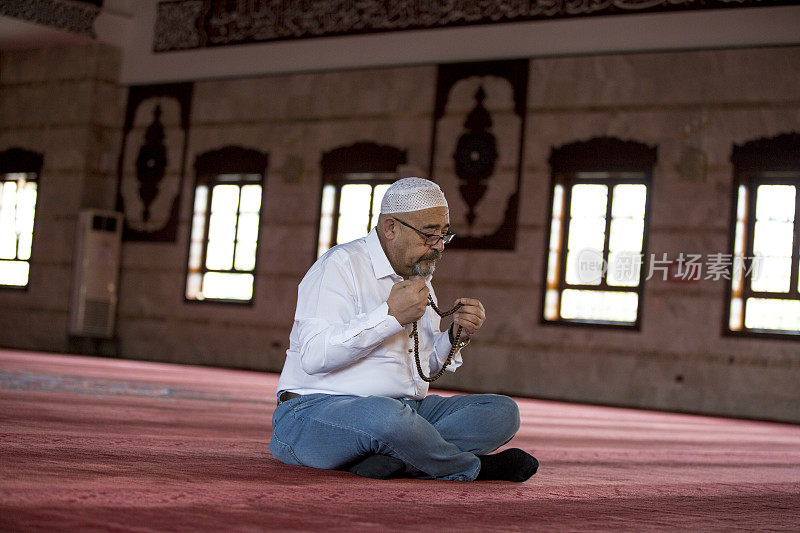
(380, 216, 397, 240)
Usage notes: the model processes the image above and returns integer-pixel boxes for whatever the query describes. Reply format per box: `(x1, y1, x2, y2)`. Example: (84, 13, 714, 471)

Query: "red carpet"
(1, 349, 799, 531)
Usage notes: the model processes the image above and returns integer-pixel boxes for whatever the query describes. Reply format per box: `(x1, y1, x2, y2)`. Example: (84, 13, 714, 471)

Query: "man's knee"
(483, 394, 520, 438)
(499, 395, 521, 435)
(360, 397, 420, 445)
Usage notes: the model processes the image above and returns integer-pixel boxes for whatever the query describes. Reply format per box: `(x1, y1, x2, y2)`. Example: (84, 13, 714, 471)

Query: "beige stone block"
(639, 292, 725, 352)
(91, 83, 126, 129)
(37, 171, 84, 217)
(93, 44, 122, 83)
(256, 225, 317, 276)
(252, 275, 304, 323)
(182, 126, 230, 162)
(31, 81, 96, 127)
(84, 127, 123, 176)
(518, 170, 551, 227)
(118, 268, 189, 318)
(260, 187, 317, 225)
(528, 47, 800, 110)
(709, 108, 800, 156)
(434, 344, 522, 393)
(649, 178, 732, 232)
(118, 254, 300, 329)
(192, 64, 433, 124)
(41, 44, 104, 81)
(281, 65, 433, 120)
(725, 365, 800, 422)
(192, 78, 266, 123)
(43, 127, 91, 172)
(0, 129, 83, 174)
(434, 227, 544, 286)
(79, 172, 118, 211)
(0, 49, 36, 84)
(120, 234, 190, 271)
(0, 87, 21, 128)
(31, 214, 80, 265)
(0, 46, 100, 84)
(27, 262, 75, 311)
(0, 308, 68, 352)
(116, 316, 289, 371)
(0, 262, 72, 314)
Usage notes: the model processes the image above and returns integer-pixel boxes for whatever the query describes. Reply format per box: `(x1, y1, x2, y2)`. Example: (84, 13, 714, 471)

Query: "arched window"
(185, 146, 268, 303)
(543, 137, 656, 327)
(727, 133, 800, 337)
(316, 142, 406, 258)
(0, 148, 43, 289)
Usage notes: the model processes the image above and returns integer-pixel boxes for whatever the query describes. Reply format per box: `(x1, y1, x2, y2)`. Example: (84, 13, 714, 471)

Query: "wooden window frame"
(185, 146, 268, 305)
(541, 137, 657, 330)
(0, 148, 43, 291)
(315, 142, 406, 261)
(724, 132, 800, 340)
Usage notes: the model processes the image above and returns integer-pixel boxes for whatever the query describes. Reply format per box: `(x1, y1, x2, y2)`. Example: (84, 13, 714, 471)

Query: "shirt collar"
(366, 228, 400, 280)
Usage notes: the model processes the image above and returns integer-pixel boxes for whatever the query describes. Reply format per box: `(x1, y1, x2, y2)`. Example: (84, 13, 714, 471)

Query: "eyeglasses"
(392, 217, 456, 247)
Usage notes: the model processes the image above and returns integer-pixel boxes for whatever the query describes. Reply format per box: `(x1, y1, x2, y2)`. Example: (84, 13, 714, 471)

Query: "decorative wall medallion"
(116, 83, 194, 242)
(677, 146, 708, 182)
(430, 59, 528, 250)
(153, 0, 786, 52)
(135, 106, 169, 221)
(453, 86, 498, 227)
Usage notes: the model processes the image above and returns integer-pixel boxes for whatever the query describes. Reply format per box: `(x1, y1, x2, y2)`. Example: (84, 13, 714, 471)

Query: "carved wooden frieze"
(731, 132, 800, 170)
(549, 137, 658, 172)
(320, 142, 407, 175)
(153, 0, 788, 52)
(0, 148, 43, 175)
(1, 0, 100, 38)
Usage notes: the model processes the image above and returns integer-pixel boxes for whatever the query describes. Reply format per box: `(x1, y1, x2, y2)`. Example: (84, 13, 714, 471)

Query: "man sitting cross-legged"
(269, 177, 538, 481)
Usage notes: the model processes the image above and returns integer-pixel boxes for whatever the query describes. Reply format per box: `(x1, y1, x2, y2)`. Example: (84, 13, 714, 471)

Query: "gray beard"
(412, 250, 442, 277)
(412, 260, 436, 277)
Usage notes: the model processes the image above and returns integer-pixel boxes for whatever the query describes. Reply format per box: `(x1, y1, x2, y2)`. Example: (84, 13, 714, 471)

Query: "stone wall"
(1, 43, 798, 422)
(434, 48, 800, 423)
(0, 44, 123, 351)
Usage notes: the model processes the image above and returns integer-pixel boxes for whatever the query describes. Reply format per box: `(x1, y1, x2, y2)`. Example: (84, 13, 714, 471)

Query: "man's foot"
(347, 454, 405, 479)
(475, 448, 538, 482)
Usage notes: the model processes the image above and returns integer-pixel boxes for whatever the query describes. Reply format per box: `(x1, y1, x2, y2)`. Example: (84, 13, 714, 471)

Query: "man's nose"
(431, 238, 445, 252)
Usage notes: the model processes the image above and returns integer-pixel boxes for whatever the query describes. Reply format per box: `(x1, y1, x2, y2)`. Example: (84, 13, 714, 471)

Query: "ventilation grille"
(81, 299, 111, 337)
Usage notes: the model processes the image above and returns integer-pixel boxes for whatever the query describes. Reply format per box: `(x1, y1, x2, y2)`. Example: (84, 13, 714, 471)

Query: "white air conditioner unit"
(69, 209, 123, 339)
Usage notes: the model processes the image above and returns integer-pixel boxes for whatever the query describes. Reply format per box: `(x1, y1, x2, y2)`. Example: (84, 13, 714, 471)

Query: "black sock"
(475, 448, 539, 482)
(347, 454, 405, 480)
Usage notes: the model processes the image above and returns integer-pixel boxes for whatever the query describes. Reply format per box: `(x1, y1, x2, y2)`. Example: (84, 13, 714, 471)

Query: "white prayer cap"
(380, 177, 448, 214)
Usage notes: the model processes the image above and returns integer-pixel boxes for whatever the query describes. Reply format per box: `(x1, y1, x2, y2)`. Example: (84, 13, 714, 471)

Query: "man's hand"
(387, 276, 430, 325)
(452, 298, 486, 337)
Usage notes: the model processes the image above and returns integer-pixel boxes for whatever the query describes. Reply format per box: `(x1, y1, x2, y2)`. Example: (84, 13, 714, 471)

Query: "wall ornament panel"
(429, 59, 528, 250)
(153, 0, 790, 52)
(115, 83, 194, 242)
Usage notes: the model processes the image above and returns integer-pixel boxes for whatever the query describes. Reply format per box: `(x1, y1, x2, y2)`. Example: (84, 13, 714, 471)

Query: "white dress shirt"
(276, 228, 464, 400)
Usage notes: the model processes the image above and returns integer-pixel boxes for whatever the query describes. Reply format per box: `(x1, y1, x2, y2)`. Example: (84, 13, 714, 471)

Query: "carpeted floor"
(1, 349, 799, 532)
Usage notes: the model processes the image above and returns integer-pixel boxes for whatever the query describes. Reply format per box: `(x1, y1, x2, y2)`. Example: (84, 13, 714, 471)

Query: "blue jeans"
(269, 393, 520, 481)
